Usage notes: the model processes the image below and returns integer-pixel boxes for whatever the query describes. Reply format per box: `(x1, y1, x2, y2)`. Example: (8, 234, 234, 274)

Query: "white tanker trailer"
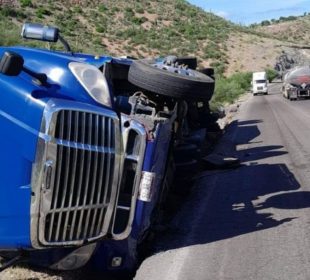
(282, 66, 310, 101)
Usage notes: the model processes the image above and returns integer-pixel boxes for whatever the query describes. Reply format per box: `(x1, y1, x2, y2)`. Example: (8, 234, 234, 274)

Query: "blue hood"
(0, 46, 113, 106)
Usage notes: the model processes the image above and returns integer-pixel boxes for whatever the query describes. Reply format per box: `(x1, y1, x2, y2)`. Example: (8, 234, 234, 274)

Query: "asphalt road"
(135, 82, 310, 280)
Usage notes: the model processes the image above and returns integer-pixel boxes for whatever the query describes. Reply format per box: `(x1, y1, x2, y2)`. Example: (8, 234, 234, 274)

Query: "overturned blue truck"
(0, 23, 215, 276)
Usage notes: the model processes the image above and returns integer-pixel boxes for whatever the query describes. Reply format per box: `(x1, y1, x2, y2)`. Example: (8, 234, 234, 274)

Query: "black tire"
(175, 57, 197, 70)
(128, 59, 214, 101)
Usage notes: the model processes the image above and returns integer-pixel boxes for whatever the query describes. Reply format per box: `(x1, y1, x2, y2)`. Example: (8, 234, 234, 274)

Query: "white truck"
(252, 71, 268, 96)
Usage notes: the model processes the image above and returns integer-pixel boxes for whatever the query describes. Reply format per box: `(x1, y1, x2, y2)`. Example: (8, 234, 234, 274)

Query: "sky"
(188, 0, 310, 25)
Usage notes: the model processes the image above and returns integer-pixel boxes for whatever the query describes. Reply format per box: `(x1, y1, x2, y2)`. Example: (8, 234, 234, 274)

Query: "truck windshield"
(255, 80, 267, 84)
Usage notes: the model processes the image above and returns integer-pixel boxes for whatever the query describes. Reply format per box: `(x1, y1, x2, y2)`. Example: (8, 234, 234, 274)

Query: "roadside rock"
(203, 93, 250, 170)
(217, 93, 250, 129)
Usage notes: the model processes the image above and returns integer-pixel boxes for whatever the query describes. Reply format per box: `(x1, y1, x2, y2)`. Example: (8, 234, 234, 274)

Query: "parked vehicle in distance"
(0, 23, 215, 276)
(282, 66, 310, 101)
(252, 71, 268, 96)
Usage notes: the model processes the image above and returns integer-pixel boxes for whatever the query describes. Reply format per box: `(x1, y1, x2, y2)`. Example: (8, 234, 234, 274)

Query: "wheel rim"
(153, 63, 197, 77)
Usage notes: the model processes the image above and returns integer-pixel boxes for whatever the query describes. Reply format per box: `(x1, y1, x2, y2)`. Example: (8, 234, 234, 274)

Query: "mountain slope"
(0, 0, 305, 75)
(0, 1, 232, 70)
(257, 15, 310, 45)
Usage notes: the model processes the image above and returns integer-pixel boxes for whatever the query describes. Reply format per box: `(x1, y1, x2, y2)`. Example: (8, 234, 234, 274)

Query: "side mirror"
(0, 51, 24, 76)
(21, 23, 59, 43)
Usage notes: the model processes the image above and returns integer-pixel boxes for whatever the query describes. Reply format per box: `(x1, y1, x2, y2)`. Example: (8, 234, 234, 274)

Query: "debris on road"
(201, 153, 240, 169)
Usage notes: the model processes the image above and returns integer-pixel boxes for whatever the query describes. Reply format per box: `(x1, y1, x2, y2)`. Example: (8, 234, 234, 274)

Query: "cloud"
(215, 10, 229, 18)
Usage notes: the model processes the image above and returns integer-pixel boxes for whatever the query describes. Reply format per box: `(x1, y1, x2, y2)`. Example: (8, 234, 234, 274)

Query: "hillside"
(2, 1, 310, 77)
(225, 31, 285, 75)
(251, 14, 310, 68)
(0, 0, 230, 71)
(257, 14, 310, 45)
(0, 0, 291, 76)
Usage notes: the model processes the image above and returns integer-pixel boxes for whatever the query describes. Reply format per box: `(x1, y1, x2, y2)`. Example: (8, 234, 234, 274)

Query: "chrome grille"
(31, 100, 121, 248)
(46, 110, 115, 243)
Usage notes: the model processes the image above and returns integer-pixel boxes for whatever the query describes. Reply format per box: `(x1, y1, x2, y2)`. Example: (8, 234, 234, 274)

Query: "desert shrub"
(135, 6, 144, 14)
(210, 61, 226, 76)
(96, 26, 105, 33)
(0, 6, 17, 17)
(175, 0, 187, 12)
(73, 6, 82, 13)
(111, 7, 120, 13)
(211, 71, 252, 107)
(212, 78, 243, 105)
(204, 44, 222, 59)
(93, 36, 103, 46)
(230, 72, 252, 90)
(20, 0, 33, 8)
(125, 7, 134, 16)
(265, 68, 278, 82)
(261, 20, 271, 26)
(132, 16, 147, 25)
(35, 7, 51, 18)
(98, 4, 107, 13)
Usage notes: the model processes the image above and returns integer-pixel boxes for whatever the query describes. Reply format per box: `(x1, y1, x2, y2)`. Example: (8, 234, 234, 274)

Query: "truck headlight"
(69, 62, 112, 107)
(289, 87, 297, 92)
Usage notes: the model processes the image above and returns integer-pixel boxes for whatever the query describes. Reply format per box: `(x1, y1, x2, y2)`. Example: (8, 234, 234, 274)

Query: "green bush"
(35, 7, 51, 18)
(98, 4, 107, 13)
(261, 20, 271, 26)
(111, 7, 120, 13)
(0, 6, 17, 17)
(132, 16, 147, 25)
(20, 0, 33, 8)
(135, 6, 144, 14)
(124, 8, 135, 21)
(265, 68, 278, 82)
(96, 26, 105, 33)
(125, 7, 134, 15)
(211, 72, 252, 107)
(210, 61, 226, 76)
(73, 6, 82, 13)
(229, 72, 252, 90)
(175, 0, 187, 11)
(204, 45, 222, 59)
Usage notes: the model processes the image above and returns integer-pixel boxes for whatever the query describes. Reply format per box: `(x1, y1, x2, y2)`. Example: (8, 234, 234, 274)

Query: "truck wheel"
(264, 92, 268, 95)
(128, 59, 214, 101)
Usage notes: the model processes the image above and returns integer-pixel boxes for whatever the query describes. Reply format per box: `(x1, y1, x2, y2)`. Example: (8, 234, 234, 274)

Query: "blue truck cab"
(0, 23, 214, 275)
